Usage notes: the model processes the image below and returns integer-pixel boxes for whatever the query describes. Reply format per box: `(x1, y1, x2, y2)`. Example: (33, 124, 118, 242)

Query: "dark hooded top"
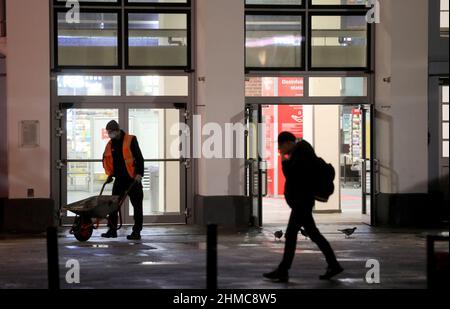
(281, 140, 317, 209)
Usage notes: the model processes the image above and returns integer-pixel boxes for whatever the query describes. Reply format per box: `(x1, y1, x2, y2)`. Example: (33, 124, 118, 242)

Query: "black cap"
(106, 120, 120, 131)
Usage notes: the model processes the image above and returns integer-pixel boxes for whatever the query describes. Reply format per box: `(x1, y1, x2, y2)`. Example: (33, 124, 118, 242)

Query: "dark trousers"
(279, 204, 340, 272)
(108, 178, 144, 233)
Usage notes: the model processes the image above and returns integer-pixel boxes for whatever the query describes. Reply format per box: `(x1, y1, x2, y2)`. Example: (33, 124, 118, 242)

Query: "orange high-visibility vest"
(103, 133, 137, 178)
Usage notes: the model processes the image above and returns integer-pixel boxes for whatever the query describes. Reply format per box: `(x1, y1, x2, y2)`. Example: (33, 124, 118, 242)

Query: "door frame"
(124, 104, 188, 224)
(360, 103, 374, 225)
(51, 84, 191, 226)
(244, 101, 375, 226)
(245, 104, 264, 227)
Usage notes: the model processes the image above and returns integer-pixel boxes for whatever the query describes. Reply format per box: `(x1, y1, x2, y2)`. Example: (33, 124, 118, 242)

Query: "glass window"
(56, 11, 119, 67)
(126, 76, 188, 96)
(65, 108, 119, 211)
(67, 162, 114, 208)
(444, 84, 449, 103)
(57, 75, 121, 96)
(443, 85, 449, 158)
(246, 14, 303, 69)
(127, 13, 188, 67)
(443, 123, 449, 140)
(66, 109, 119, 160)
(0, 0, 6, 37)
(442, 0, 450, 37)
(309, 77, 367, 96)
(128, 108, 182, 160)
(311, 0, 367, 6)
(444, 104, 449, 122)
(128, 108, 183, 215)
(56, 0, 118, 3)
(311, 15, 368, 69)
(127, 162, 181, 216)
(127, 0, 188, 3)
(245, 77, 304, 96)
(246, 0, 302, 5)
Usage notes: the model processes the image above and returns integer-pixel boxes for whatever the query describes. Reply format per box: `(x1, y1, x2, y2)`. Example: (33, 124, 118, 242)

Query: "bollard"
(46, 226, 60, 290)
(207, 224, 217, 290)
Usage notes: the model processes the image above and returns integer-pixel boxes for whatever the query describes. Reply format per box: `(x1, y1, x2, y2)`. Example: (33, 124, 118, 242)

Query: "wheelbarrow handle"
(99, 178, 113, 196)
(99, 182, 108, 196)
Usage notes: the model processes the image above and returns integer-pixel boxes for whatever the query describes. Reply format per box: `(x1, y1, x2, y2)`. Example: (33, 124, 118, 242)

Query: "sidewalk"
(1, 222, 444, 289)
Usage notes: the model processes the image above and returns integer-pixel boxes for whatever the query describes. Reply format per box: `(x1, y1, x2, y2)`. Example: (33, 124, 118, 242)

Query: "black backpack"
(313, 157, 335, 203)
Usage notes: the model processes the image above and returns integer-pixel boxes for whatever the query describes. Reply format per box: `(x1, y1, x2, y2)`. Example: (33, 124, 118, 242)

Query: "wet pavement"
(0, 221, 447, 289)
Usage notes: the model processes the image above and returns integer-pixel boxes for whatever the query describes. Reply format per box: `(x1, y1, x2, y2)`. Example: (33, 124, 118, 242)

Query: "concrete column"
(375, 0, 430, 224)
(6, 0, 50, 198)
(194, 0, 249, 227)
(314, 105, 341, 212)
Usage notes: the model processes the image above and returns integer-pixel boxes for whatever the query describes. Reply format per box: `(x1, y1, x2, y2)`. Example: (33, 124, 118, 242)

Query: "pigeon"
(300, 228, 309, 240)
(274, 230, 283, 241)
(338, 227, 357, 238)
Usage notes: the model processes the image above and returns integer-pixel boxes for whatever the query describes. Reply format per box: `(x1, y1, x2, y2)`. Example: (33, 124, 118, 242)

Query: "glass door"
(361, 104, 373, 225)
(339, 104, 373, 224)
(60, 105, 121, 224)
(245, 104, 263, 227)
(126, 106, 186, 224)
(59, 103, 186, 225)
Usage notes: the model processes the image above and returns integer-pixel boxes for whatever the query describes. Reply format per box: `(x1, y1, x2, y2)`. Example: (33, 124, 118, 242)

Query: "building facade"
(0, 0, 448, 230)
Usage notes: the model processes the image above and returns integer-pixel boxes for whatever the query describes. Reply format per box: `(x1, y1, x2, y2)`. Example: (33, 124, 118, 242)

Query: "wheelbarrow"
(63, 180, 136, 242)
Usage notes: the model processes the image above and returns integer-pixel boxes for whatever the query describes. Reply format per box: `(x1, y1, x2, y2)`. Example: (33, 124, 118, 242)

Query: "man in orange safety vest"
(102, 120, 145, 240)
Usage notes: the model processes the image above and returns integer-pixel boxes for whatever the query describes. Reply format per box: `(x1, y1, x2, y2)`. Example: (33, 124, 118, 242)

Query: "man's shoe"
(263, 269, 289, 283)
(319, 265, 344, 280)
(127, 232, 141, 241)
(101, 230, 117, 239)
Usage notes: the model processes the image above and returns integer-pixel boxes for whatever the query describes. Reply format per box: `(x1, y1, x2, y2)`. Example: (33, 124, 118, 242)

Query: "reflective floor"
(263, 188, 365, 225)
(0, 222, 444, 289)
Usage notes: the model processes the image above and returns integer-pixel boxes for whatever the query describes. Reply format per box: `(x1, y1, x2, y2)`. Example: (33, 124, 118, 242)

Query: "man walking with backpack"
(263, 132, 343, 283)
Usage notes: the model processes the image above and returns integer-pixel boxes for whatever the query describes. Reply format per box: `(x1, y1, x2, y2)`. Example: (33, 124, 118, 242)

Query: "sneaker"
(319, 265, 344, 280)
(127, 232, 142, 241)
(263, 269, 289, 283)
(101, 230, 117, 239)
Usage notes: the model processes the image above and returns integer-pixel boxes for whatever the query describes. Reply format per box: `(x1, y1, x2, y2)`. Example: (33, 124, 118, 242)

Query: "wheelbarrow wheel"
(73, 216, 93, 242)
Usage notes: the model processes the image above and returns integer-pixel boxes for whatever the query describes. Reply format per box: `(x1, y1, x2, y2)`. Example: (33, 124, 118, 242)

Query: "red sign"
(277, 105, 303, 195)
(262, 106, 275, 196)
(262, 105, 304, 197)
(278, 78, 304, 97)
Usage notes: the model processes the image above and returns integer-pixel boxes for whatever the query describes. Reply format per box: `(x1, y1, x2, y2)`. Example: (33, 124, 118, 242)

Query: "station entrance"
(245, 103, 374, 227)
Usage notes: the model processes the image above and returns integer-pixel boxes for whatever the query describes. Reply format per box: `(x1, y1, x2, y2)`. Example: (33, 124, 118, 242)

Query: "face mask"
(108, 131, 118, 139)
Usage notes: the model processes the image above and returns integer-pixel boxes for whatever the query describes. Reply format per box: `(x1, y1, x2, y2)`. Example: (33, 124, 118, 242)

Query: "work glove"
(134, 174, 143, 184)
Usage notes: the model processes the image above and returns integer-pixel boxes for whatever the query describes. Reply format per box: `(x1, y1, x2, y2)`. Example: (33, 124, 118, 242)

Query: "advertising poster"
(261, 78, 275, 96)
(277, 77, 304, 97)
(262, 106, 276, 196)
(260, 78, 305, 196)
(277, 105, 304, 195)
(351, 108, 362, 164)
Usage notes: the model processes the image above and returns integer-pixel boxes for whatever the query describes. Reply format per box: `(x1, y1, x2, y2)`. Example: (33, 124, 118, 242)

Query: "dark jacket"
(282, 140, 317, 209)
(111, 130, 145, 180)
